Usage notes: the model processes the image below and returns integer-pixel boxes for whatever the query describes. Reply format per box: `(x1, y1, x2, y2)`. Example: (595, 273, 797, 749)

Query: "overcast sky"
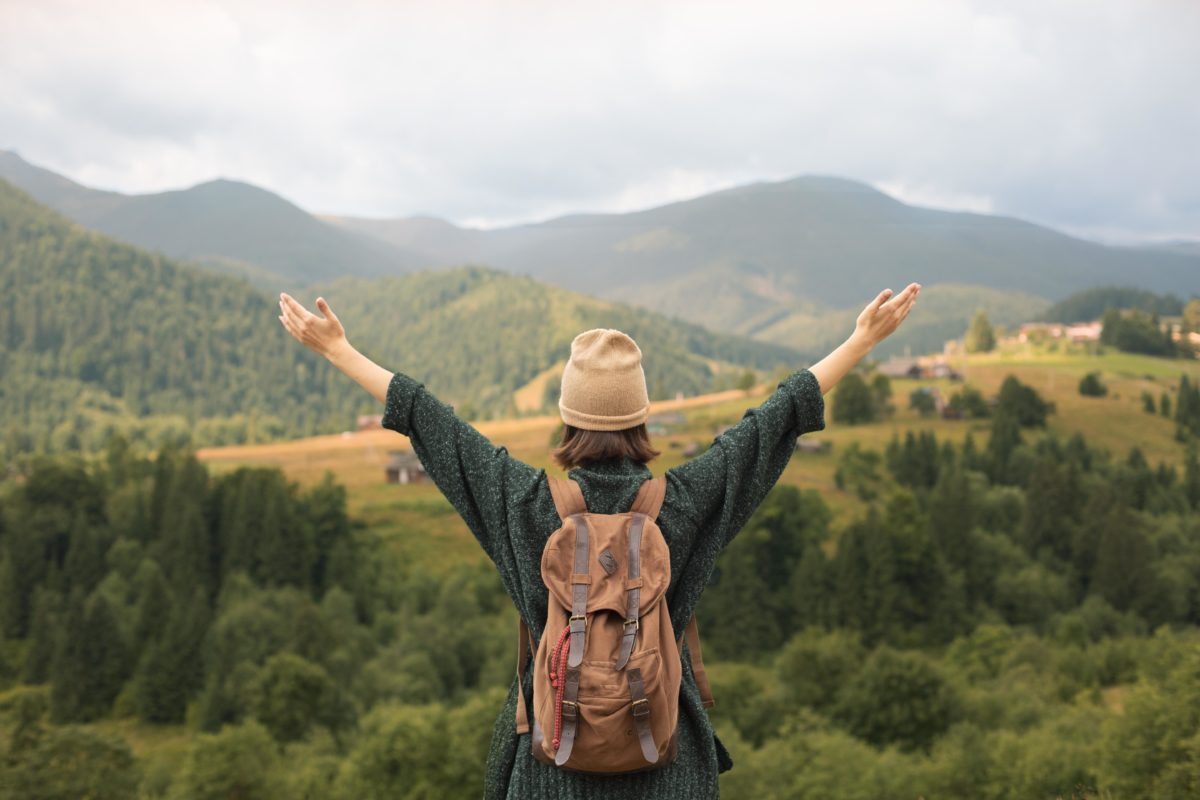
(1, 0, 1198, 242)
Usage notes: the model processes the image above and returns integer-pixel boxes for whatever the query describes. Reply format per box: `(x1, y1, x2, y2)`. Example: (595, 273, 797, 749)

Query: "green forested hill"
(1038, 286, 1187, 324)
(309, 267, 806, 416)
(0, 180, 803, 460)
(0, 179, 346, 456)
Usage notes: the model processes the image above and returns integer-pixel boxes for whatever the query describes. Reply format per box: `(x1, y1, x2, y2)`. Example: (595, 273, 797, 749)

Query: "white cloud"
(0, 0, 1197, 241)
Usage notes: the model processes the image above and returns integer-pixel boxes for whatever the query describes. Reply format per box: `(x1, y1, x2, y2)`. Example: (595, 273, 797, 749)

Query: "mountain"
(10, 150, 1196, 357)
(0, 179, 803, 458)
(0, 150, 427, 286)
(332, 176, 1198, 352)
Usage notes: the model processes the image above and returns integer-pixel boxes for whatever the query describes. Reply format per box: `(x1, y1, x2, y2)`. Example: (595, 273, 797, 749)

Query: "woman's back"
(381, 366, 826, 798)
(278, 283, 920, 797)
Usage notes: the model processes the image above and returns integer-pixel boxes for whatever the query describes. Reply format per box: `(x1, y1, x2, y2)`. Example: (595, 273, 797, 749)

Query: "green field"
(288, 342, 1200, 575)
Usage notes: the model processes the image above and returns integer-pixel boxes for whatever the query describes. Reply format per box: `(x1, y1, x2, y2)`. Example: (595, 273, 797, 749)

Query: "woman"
(278, 281, 920, 798)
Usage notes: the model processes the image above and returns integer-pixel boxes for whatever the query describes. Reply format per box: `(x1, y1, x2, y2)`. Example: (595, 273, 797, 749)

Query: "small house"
(385, 450, 426, 484)
(795, 438, 831, 455)
(878, 357, 923, 379)
(646, 411, 687, 436)
(1067, 322, 1102, 343)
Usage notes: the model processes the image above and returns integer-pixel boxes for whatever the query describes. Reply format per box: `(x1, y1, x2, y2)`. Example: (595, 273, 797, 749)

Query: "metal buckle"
(561, 700, 579, 718)
(623, 618, 639, 630)
(630, 698, 650, 717)
(569, 614, 586, 622)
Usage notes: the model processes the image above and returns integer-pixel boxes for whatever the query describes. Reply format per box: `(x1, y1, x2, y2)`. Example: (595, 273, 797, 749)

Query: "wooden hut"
(385, 450, 426, 484)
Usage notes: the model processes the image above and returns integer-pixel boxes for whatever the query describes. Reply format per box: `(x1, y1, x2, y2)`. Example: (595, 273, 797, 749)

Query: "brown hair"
(551, 423, 661, 471)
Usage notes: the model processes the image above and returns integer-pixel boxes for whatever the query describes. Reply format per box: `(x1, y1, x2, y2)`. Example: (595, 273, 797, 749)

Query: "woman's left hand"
(278, 292, 349, 360)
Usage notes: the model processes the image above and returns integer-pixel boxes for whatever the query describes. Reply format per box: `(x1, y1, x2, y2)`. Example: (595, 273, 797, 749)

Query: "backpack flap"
(539, 515, 669, 637)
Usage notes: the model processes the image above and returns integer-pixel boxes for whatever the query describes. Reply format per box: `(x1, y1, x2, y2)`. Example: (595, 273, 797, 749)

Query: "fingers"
(882, 282, 920, 313)
(896, 283, 921, 322)
(279, 296, 305, 330)
(867, 288, 894, 315)
(278, 310, 301, 341)
(316, 296, 339, 323)
(280, 292, 317, 323)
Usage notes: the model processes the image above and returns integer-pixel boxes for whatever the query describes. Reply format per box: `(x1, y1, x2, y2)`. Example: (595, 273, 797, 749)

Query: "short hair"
(551, 423, 661, 471)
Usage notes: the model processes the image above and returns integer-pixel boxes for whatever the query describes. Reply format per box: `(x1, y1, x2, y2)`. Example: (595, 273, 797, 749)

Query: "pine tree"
(0, 549, 19, 637)
(50, 591, 130, 723)
(305, 472, 351, 596)
(965, 310, 996, 353)
(929, 468, 975, 572)
(63, 510, 105, 595)
(832, 372, 879, 425)
(1175, 375, 1200, 440)
(20, 588, 63, 684)
(49, 590, 88, 722)
(987, 409, 1022, 483)
(1092, 504, 1155, 615)
(140, 585, 212, 724)
(132, 560, 173, 655)
(1183, 442, 1200, 511)
(1020, 458, 1083, 562)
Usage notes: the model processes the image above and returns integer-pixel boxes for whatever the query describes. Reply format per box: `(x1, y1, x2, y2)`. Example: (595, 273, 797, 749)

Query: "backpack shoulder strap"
(548, 475, 587, 521)
(683, 614, 715, 709)
(515, 618, 532, 734)
(630, 476, 667, 519)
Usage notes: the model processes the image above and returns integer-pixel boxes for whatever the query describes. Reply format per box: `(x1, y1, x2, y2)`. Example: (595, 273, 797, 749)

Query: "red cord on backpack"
(549, 623, 571, 750)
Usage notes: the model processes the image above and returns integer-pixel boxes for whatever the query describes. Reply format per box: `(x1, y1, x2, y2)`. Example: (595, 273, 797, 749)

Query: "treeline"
(0, 435, 516, 798)
(702, 394, 1200, 661)
(694, 381, 1200, 798)
(1100, 308, 1194, 358)
(1039, 285, 1186, 324)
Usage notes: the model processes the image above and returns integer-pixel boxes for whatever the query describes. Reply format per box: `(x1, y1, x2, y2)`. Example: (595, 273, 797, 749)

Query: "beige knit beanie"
(558, 328, 650, 431)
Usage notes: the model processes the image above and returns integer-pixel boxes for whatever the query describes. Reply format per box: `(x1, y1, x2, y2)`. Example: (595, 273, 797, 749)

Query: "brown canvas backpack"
(515, 474, 715, 774)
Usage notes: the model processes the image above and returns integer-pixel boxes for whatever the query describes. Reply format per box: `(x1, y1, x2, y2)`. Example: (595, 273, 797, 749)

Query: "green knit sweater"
(382, 368, 826, 799)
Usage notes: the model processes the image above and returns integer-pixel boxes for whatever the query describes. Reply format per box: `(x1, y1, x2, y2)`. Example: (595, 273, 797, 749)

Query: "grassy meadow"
(196, 341, 1200, 576)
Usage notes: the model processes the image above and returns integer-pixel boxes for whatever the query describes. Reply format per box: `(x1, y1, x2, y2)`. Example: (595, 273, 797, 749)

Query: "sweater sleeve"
(380, 371, 545, 570)
(665, 368, 826, 552)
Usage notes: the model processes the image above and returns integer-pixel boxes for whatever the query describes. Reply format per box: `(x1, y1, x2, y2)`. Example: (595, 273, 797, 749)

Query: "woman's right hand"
(278, 292, 351, 361)
(852, 282, 921, 348)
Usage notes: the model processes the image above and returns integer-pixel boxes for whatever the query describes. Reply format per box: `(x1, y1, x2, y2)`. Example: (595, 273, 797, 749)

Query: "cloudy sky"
(1, 0, 1198, 242)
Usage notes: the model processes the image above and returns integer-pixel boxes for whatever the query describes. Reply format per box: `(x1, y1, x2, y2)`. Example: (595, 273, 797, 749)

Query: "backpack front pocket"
(561, 647, 675, 772)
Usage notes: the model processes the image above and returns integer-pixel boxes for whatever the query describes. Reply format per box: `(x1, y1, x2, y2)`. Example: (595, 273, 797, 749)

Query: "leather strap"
(515, 619, 532, 733)
(681, 615, 714, 709)
(630, 476, 667, 519)
(548, 475, 587, 521)
(626, 667, 659, 764)
(555, 666, 581, 766)
(615, 514, 644, 669)
(567, 514, 590, 668)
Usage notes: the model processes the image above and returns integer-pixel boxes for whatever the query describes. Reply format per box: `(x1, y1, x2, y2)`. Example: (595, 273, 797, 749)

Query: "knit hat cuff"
(559, 400, 650, 432)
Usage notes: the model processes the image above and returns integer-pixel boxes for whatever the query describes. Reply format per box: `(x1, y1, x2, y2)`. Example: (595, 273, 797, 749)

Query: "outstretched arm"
(277, 291, 545, 578)
(278, 292, 390, 401)
(808, 282, 921, 395)
(667, 281, 921, 553)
